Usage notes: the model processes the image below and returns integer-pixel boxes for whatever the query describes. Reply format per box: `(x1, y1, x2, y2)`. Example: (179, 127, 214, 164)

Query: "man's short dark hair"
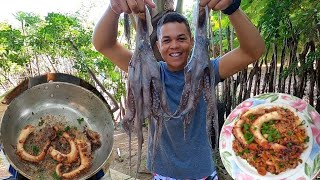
(156, 11, 191, 39)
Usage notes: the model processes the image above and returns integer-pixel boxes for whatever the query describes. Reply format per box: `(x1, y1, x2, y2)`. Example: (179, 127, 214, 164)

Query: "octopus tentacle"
(204, 67, 219, 149)
(134, 97, 144, 175)
(242, 108, 267, 118)
(56, 139, 92, 179)
(48, 132, 78, 164)
(169, 5, 220, 150)
(250, 111, 287, 150)
(232, 119, 248, 146)
(121, 8, 174, 175)
(16, 125, 51, 163)
(150, 115, 163, 171)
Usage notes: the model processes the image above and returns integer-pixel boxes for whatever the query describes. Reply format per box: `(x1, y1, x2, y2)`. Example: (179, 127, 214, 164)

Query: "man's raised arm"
(92, 0, 155, 72)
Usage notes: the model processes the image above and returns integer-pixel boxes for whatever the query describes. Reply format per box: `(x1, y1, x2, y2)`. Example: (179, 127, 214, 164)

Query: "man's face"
(157, 22, 193, 72)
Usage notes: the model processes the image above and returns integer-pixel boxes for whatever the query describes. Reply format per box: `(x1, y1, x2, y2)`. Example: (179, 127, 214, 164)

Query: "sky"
(0, 0, 193, 27)
(0, 0, 109, 26)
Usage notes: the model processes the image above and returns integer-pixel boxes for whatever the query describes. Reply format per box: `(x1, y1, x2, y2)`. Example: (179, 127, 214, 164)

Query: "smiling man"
(92, 0, 265, 179)
(156, 16, 193, 72)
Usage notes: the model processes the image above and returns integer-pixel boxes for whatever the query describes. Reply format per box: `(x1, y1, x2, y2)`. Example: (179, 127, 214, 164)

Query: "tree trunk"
(44, 55, 58, 72)
(269, 43, 277, 92)
(246, 61, 258, 99)
(278, 39, 287, 92)
(308, 40, 316, 107)
(226, 26, 231, 52)
(225, 77, 232, 117)
(0, 72, 16, 86)
(176, 0, 183, 13)
(316, 50, 320, 112)
(0, 82, 7, 91)
(218, 11, 223, 56)
(261, 46, 270, 93)
(87, 67, 119, 113)
(34, 52, 41, 76)
(155, 0, 165, 12)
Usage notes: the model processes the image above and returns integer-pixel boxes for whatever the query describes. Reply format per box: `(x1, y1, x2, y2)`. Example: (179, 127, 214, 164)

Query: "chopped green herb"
(261, 121, 281, 142)
(23, 144, 29, 150)
(244, 132, 255, 144)
(32, 145, 40, 155)
(52, 172, 60, 180)
(237, 148, 250, 156)
(64, 126, 70, 131)
(304, 136, 310, 143)
(243, 123, 250, 131)
(287, 142, 292, 147)
(267, 135, 274, 142)
(287, 131, 293, 136)
(248, 114, 256, 121)
(279, 163, 284, 168)
(57, 130, 63, 137)
(38, 174, 46, 180)
(243, 148, 250, 154)
(242, 123, 254, 144)
(299, 120, 306, 126)
(77, 117, 85, 124)
(38, 119, 44, 126)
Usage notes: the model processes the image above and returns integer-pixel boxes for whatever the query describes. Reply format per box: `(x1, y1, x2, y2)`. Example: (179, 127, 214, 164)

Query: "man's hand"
(200, 0, 233, 11)
(110, 0, 156, 15)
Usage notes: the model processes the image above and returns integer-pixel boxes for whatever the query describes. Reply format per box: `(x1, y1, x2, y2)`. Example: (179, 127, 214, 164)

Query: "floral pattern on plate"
(219, 93, 320, 180)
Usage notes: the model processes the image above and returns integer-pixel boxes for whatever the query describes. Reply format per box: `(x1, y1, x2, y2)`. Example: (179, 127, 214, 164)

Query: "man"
(92, 0, 265, 179)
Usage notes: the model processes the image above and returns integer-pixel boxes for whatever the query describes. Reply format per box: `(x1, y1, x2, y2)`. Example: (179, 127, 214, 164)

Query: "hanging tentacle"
(121, 7, 171, 176)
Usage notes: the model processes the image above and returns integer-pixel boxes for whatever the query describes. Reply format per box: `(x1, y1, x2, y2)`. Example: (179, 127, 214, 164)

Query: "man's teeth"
(170, 53, 181, 57)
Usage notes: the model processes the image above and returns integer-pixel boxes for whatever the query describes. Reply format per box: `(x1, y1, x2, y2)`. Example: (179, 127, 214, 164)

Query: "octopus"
(16, 122, 100, 179)
(121, 11, 171, 174)
(171, 5, 220, 148)
(16, 125, 56, 163)
(85, 128, 102, 151)
(55, 139, 92, 179)
(232, 119, 248, 146)
(250, 111, 287, 150)
(48, 130, 79, 164)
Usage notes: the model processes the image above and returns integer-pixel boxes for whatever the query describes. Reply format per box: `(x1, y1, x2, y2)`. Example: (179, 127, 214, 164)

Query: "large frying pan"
(0, 82, 114, 179)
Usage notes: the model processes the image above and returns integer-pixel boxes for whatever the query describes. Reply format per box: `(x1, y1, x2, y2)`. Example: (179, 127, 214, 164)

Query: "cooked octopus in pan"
(232, 106, 309, 176)
(17, 125, 56, 163)
(55, 139, 92, 179)
(48, 128, 79, 164)
(15, 116, 101, 179)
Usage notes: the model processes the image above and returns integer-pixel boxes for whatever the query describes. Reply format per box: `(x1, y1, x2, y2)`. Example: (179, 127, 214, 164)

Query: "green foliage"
(280, 50, 319, 79)
(1, 0, 319, 107)
(0, 24, 29, 69)
(258, 0, 319, 44)
(0, 11, 126, 103)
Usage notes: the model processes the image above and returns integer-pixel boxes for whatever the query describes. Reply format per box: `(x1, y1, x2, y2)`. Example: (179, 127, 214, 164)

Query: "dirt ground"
(110, 127, 152, 180)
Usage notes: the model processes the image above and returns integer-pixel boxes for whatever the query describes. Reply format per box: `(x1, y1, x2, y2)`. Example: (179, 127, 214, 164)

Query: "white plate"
(219, 93, 320, 180)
